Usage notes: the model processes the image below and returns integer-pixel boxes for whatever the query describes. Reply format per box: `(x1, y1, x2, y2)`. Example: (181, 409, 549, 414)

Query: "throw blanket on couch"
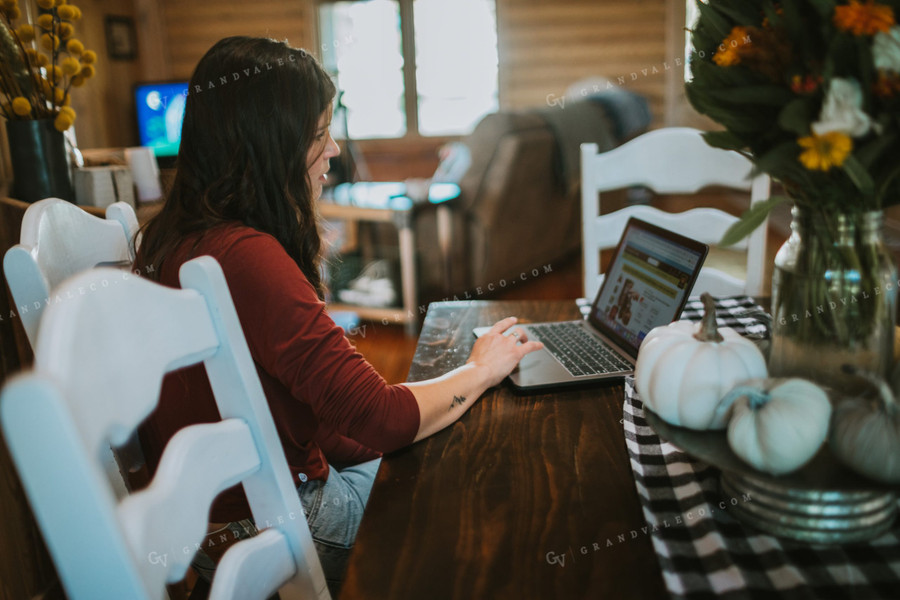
(532, 90, 651, 197)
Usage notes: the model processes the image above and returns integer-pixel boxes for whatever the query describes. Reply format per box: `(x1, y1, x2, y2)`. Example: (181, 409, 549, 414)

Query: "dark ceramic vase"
(6, 118, 74, 203)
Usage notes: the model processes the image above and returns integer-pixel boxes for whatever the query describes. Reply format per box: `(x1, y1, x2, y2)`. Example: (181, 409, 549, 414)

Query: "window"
(318, 0, 499, 140)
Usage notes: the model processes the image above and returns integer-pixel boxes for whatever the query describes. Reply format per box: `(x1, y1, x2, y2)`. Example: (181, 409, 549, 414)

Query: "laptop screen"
(589, 219, 707, 354)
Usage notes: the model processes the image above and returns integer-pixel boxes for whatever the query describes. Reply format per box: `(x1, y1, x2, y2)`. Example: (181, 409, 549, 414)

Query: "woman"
(135, 36, 542, 592)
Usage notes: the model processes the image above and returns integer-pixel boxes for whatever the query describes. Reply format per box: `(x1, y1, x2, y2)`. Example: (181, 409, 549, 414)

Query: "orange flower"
(714, 26, 752, 66)
(834, 0, 894, 36)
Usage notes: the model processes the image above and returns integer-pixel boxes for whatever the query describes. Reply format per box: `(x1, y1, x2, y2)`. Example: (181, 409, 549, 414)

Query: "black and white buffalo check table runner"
(623, 296, 900, 599)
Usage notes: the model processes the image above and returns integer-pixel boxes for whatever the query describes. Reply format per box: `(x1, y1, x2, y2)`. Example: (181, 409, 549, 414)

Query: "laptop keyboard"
(528, 322, 632, 377)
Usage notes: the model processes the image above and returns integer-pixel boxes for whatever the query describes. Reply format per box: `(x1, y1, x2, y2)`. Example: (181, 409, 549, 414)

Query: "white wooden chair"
(581, 127, 771, 300)
(3, 197, 142, 499)
(0, 257, 330, 600)
(3, 197, 140, 346)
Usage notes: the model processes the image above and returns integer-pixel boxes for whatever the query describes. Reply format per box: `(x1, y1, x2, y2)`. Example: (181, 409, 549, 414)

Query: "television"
(134, 81, 188, 167)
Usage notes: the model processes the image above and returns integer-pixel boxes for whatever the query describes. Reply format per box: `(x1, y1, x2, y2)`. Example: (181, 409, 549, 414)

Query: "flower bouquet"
(1, 0, 97, 202)
(686, 0, 900, 389)
(1, 0, 96, 130)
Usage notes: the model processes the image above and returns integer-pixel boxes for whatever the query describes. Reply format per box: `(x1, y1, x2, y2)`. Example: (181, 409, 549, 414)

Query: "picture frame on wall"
(105, 15, 137, 61)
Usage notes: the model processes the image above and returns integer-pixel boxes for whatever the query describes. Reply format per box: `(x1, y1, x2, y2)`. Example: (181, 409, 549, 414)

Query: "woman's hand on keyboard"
(466, 317, 544, 388)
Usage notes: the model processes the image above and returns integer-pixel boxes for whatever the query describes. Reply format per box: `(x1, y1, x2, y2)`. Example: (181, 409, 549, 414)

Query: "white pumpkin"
(830, 365, 900, 484)
(635, 293, 768, 430)
(726, 379, 832, 475)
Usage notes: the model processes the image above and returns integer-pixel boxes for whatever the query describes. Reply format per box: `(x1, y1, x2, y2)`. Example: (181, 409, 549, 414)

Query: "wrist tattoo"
(448, 395, 466, 412)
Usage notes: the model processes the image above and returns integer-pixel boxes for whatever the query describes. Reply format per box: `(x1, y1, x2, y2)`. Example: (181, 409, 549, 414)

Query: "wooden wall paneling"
(67, 0, 144, 150)
(134, 0, 172, 81)
(496, 0, 668, 124)
(160, 0, 316, 80)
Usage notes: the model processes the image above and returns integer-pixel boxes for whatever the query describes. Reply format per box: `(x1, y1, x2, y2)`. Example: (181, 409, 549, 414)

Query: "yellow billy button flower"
(54, 110, 75, 132)
(61, 56, 80, 76)
(66, 38, 84, 55)
(3, 3, 20, 18)
(57, 5, 75, 20)
(70, 74, 85, 87)
(41, 33, 60, 52)
(798, 132, 854, 171)
(50, 65, 63, 83)
(834, 0, 894, 36)
(71, 5, 82, 20)
(36, 14, 54, 29)
(59, 106, 75, 119)
(79, 64, 95, 78)
(11, 97, 32, 116)
(53, 87, 66, 104)
(58, 23, 73, 40)
(80, 49, 96, 64)
(36, 0, 55, 8)
(16, 24, 36, 43)
(36, 52, 51, 67)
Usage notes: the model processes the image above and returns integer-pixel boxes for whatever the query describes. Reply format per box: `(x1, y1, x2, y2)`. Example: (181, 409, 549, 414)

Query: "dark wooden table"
(341, 300, 666, 599)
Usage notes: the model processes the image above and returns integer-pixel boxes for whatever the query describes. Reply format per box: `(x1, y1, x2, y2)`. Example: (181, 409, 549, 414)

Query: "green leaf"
(720, 195, 789, 247)
(855, 131, 897, 169)
(712, 1, 765, 26)
(807, 0, 837, 19)
(778, 98, 815, 136)
(697, 0, 734, 40)
(842, 155, 875, 196)
(753, 141, 801, 176)
(701, 130, 747, 151)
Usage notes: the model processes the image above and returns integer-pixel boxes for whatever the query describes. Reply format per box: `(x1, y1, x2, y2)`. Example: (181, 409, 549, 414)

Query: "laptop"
(474, 218, 708, 391)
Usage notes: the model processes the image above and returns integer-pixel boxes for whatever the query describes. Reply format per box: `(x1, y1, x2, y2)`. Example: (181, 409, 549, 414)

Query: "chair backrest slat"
(580, 127, 771, 300)
(35, 269, 219, 452)
(118, 420, 260, 592)
(1, 257, 331, 600)
(3, 198, 140, 346)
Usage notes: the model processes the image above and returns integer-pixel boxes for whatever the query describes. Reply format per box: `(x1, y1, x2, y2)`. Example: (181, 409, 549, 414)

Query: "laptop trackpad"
(509, 347, 572, 389)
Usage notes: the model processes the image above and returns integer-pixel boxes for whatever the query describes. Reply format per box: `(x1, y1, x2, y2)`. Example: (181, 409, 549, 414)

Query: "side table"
(319, 181, 460, 335)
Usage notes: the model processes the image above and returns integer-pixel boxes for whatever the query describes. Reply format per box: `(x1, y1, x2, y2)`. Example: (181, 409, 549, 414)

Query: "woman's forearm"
(404, 362, 494, 442)
(402, 316, 543, 443)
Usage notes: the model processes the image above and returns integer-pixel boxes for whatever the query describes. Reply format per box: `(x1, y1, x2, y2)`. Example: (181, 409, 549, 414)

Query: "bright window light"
(414, 0, 499, 136)
(318, 0, 499, 139)
(319, 1, 406, 139)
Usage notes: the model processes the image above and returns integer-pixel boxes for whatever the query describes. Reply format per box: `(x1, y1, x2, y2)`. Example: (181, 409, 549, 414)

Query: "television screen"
(134, 81, 188, 161)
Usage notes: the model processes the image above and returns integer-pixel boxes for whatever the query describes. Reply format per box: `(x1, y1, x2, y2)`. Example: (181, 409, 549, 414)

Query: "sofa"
(413, 89, 652, 300)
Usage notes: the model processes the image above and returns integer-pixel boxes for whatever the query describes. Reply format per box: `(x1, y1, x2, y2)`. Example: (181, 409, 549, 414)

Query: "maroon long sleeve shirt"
(138, 223, 420, 521)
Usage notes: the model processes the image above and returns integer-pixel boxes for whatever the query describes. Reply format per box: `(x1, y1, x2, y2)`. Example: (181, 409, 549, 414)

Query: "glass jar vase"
(769, 207, 897, 393)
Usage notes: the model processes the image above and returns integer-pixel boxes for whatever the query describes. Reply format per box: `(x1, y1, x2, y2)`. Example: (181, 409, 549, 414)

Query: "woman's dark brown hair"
(135, 36, 336, 297)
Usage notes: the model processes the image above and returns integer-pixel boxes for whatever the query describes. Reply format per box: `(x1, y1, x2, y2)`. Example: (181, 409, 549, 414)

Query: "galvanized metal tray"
(644, 408, 899, 544)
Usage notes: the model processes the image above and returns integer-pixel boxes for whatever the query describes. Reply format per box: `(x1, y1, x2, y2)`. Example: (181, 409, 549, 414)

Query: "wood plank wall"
(152, 0, 679, 179)
(159, 0, 315, 80)
(497, 0, 670, 123)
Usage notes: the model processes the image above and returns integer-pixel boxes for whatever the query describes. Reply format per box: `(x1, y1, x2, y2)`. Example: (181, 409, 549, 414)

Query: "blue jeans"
(297, 458, 381, 596)
(192, 458, 380, 597)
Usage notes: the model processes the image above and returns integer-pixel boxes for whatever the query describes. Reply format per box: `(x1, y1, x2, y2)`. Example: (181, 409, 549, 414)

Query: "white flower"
(811, 78, 873, 138)
(874, 26, 900, 73)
